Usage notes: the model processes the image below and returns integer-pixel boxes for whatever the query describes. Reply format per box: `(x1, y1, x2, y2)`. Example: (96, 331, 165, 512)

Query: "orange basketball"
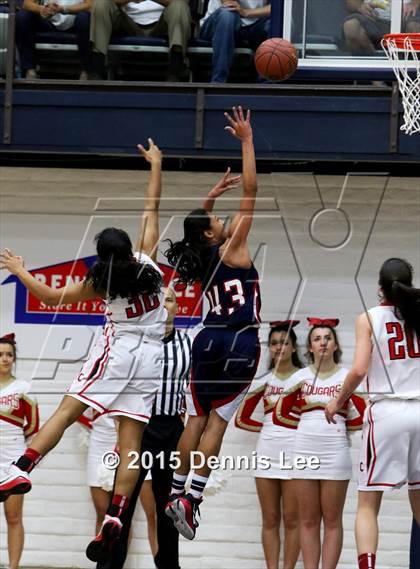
(255, 38, 298, 81)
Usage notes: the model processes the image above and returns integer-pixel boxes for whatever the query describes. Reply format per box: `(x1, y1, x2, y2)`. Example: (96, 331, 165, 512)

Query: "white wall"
(0, 169, 418, 568)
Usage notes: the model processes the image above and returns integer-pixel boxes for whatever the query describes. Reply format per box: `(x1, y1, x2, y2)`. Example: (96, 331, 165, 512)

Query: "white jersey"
(367, 304, 420, 401)
(105, 252, 167, 341)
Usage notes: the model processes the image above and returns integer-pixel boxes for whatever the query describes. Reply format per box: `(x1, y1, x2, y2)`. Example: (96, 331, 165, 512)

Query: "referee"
(97, 287, 192, 569)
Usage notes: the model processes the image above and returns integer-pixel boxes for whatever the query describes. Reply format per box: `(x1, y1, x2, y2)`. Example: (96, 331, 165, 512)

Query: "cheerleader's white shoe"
(0, 465, 31, 502)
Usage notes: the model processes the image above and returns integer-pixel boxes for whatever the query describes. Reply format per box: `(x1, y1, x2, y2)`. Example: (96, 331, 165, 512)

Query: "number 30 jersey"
(367, 304, 420, 401)
(105, 252, 167, 340)
(203, 246, 261, 329)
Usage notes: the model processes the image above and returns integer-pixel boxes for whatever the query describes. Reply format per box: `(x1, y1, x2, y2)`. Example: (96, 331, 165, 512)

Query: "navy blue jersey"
(203, 246, 261, 328)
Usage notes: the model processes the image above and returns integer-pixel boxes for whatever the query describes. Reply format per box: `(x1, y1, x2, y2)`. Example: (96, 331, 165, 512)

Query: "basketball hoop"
(382, 33, 420, 135)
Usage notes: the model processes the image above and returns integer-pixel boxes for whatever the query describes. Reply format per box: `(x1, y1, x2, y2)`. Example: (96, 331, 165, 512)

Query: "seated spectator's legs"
(240, 16, 270, 50)
(200, 7, 242, 83)
(15, 9, 56, 78)
(240, 17, 270, 82)
(90, 0, 140, 74)
(148, 0, 191, 80)
(343, 14, 389, 55)
(73, 12, 93, 76)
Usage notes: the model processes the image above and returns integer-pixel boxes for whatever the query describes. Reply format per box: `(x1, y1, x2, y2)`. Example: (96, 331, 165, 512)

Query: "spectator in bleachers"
(199, 0, 271, 83)
(403, 0, 420, 32)
(16, 0, 92, 79)
(90, 0, 191, 81)
(343, 1, 420, 55)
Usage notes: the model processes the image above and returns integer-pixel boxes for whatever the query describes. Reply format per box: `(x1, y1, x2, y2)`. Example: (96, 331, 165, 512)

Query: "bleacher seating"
(34, 32, 171, 80)
(0, 0, 254, 81)
(30, 0, 256, 81)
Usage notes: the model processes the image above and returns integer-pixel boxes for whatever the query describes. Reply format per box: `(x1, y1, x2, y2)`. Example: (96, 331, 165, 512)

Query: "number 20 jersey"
(367, 304, 420, 401)
(203, 246, 261, 329)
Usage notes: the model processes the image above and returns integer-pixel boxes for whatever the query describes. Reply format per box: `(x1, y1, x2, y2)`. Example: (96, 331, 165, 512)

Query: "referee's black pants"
(411, 517, 420, 569)
(97, 415, 184, 569)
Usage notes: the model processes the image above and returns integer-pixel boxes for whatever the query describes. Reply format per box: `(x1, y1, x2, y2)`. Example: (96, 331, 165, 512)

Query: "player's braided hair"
(85, 227, 162, 301)
(268, 324, 303, 370)
(379, 258, 420, 336)
(164, 209, 216, 286)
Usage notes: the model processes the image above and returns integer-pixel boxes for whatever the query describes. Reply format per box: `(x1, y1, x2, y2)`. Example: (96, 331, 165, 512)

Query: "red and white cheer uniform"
(78, 410, 118, 488)
(236, 370, 300, 479)
(275, 365, 366, 480)
(0, 378, 39, 471)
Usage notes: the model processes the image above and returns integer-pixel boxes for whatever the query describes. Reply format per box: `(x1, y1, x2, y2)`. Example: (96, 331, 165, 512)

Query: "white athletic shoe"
(0, 464, 31, 502)
(85, 514, 123, 562)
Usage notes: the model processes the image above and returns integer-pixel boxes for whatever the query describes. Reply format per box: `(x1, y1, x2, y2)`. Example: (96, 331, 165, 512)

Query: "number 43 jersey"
(105, 252, 167, 340)
(367, 304, 420, 401)
(203, 246, 261, 329)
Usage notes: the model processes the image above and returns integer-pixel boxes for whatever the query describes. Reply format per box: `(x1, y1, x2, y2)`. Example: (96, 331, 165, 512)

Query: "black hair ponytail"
(85, 227, 162, 300)
(379, 258, 420, 336)
(165, 209, 214, 285)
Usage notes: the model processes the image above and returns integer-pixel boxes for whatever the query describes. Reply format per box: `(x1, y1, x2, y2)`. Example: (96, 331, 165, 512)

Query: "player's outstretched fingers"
(223, 167, 231, 180)
(224, 126, 235, 137)
(224, 112, 237, 128)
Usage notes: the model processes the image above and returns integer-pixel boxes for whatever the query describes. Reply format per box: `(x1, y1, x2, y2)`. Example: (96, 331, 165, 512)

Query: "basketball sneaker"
(85, 514, 122, 562)
(169, 493, 202, 540)
(0, 465, 31, 502)
(165, 492, 184, 526)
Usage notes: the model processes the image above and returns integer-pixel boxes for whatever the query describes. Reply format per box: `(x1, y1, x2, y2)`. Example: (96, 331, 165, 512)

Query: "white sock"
(189, 474, 208, 499)
(171, 473, 188, 495)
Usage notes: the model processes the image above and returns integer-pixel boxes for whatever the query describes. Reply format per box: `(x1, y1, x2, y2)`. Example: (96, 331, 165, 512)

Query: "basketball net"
(382, 34, 420, 135)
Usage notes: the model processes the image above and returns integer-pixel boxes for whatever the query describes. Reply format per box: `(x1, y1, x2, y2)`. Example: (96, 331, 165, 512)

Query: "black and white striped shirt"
(154, 329, 192, 416)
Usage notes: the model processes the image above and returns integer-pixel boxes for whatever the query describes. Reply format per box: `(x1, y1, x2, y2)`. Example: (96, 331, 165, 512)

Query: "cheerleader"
(235, 321, 302, 569)
(78, 411, 118, 534)
(275, 318, 366, 569)
(325, 258, 420, 569)
(0, 334, 39, 569)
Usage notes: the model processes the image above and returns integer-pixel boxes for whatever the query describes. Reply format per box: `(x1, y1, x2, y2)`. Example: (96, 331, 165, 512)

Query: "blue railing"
(1, 0, 420, 162)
